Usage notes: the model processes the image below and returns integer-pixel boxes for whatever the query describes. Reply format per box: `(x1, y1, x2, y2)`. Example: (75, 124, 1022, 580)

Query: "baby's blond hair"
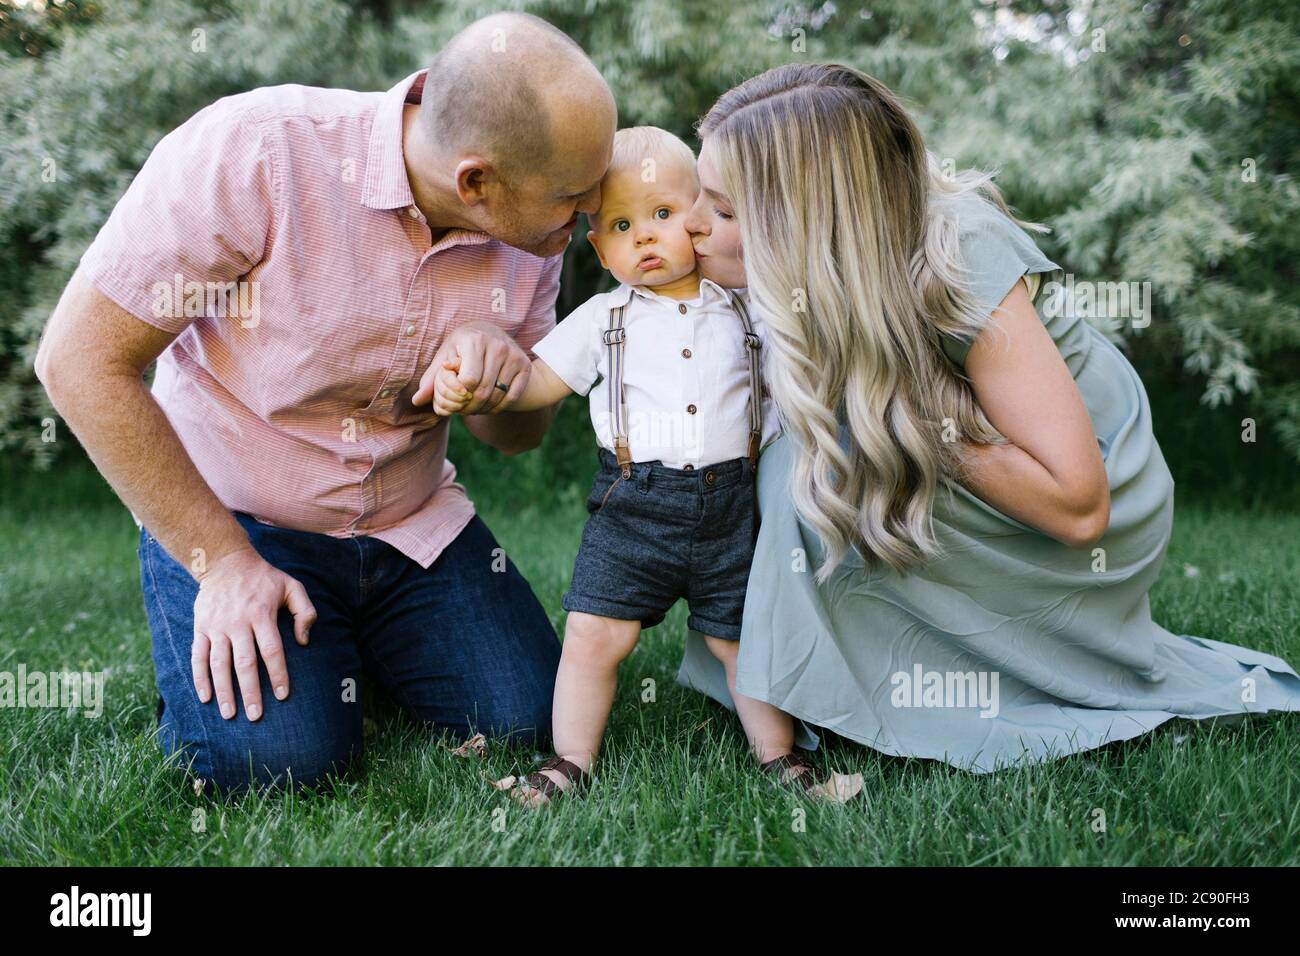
(608, 125, 698, 179)
(590, 127, 699, 227)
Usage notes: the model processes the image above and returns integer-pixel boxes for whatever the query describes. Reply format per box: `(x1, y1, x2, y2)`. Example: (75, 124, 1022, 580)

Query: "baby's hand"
(432, 358, 474, 417)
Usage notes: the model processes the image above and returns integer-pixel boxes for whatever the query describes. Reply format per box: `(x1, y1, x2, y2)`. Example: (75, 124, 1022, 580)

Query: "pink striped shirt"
(80, 70, 562, 567)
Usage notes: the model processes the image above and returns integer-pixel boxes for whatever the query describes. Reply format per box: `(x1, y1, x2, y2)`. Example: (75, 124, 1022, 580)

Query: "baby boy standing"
(434, 127, 862, 805)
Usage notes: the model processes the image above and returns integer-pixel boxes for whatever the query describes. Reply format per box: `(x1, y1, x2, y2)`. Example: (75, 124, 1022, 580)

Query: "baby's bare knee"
(563, 612, 641, 667)
(704, 634, 739, 667)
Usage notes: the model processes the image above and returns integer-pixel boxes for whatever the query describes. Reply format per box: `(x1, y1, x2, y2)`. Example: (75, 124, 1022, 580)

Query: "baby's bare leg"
(703, 635, 794, 762)
(551, 611, 642, 773)
(704, 635, 864, 803)
(513, 612, 640, 804)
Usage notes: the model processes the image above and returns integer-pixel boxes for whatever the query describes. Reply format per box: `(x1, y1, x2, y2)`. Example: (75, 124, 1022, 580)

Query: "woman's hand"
(956, 280, 1110, 548)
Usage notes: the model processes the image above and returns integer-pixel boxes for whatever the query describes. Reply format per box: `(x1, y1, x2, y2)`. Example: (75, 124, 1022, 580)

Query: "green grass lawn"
(1, 444, 1297, 866)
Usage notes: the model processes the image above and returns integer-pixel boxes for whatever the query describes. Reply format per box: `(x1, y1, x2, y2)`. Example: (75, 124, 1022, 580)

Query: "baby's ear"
(586, 229, 609, 270)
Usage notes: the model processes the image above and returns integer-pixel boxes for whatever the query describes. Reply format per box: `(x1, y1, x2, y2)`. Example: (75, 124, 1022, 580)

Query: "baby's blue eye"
(655, 208, 671, 220)
(614, 220, 630, 232)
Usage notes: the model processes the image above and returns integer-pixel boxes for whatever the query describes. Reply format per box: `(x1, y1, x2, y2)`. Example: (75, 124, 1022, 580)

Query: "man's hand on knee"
(191, 547, 317, 721)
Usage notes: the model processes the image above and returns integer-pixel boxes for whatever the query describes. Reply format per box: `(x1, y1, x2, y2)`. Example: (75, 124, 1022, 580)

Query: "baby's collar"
(609, 276, 734, 309)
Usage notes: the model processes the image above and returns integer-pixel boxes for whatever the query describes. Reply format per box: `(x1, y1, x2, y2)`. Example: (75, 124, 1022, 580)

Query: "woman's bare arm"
(955, 280, 1110, 548)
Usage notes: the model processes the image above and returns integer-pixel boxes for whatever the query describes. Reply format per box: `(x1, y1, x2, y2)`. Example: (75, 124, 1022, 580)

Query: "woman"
(676, 62, 1300, 774)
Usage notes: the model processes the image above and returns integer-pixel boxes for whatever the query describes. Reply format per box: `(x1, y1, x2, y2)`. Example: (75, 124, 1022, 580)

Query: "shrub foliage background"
(2, 0, 1295, 502)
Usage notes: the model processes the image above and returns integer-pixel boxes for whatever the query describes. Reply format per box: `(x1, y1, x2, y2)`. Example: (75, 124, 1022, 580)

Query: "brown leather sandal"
(760, 751, 864, 803)
(511, 755, 591, 807)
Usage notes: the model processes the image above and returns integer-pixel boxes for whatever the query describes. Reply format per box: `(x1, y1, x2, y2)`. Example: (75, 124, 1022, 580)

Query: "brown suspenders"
(733, 292, 765, 466)
(602, 290, 762, 481)
(602, 304, 633, 478)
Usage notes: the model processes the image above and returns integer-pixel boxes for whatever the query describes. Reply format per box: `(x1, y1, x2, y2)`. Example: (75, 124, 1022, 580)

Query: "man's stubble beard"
(501, 212, 571, 258)
(492, 179, 572, 258)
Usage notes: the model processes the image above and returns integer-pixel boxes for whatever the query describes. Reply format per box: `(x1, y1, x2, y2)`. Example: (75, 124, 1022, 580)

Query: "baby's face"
(586, 161, 700, 288)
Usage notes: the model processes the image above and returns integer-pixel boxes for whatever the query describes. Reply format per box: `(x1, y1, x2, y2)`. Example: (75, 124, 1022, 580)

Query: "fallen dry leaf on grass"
(486, 773, 517, 791)
(807, 772, 865, 804)
(450, 732, 488, 758)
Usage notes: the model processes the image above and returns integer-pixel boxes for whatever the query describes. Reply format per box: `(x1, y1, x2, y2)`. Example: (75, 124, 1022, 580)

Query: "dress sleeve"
(940, 201, 1061, 368)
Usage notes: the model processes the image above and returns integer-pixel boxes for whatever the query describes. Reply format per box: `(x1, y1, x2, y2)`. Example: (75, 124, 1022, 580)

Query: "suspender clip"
(614, 437, 633, 479)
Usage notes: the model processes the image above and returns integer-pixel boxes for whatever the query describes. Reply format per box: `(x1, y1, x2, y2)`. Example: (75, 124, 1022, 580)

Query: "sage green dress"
(676, 196, 1300, 772)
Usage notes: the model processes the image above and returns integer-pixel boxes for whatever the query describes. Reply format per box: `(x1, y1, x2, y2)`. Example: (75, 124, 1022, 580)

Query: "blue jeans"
(138, 510, 560, 795)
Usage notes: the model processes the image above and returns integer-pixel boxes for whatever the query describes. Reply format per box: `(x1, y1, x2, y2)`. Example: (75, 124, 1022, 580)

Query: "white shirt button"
(407, 206, 420, 219)
(405, 324, 416, 336)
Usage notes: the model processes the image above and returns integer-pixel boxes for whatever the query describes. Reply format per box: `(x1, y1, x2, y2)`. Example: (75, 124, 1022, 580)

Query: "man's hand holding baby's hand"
(414, 321, 529, 414)
(432, 358, 474, 417)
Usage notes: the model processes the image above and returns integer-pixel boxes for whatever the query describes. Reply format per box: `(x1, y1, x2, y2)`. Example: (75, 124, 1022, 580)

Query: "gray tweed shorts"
(561, 446, 758, 640)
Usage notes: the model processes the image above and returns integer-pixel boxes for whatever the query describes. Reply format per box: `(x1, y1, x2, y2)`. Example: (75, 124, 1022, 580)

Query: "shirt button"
(686, 404, 697, 414)
(678, 304, 687, 314)
(405, 324, 416, 336)
(379, 388, 393, 398)
(683, 464, 694, 471)
(407, 206, 420, 219)
(681, 348, 692, 359)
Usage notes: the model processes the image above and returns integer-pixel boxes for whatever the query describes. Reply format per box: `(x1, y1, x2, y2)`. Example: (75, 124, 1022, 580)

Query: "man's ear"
(453, 157, 495, 207)
(587, 228, 609, 270)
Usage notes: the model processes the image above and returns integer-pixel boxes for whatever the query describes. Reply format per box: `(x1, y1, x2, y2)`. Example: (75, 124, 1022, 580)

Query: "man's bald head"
(419, 12, 612, 182)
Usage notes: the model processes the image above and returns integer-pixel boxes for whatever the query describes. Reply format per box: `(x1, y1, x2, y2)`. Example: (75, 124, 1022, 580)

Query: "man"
(34, 12, 617, 795)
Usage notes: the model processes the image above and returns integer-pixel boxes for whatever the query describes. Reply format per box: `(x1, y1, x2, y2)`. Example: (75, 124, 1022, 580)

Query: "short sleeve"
(530, 294, 601, 396)
(516, 253, 563, 360)
(940, 201, 1061, 367)
(78, 104, 280, 336)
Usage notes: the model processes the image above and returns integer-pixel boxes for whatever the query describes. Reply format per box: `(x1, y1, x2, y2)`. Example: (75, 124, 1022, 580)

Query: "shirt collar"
(362, 69, 492, 252)
(610, 276, 736, 309)
(362, 70, 425, 211)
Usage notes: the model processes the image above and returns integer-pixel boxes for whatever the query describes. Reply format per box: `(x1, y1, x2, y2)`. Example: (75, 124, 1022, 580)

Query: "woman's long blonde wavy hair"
(699, 62, 1033, 583)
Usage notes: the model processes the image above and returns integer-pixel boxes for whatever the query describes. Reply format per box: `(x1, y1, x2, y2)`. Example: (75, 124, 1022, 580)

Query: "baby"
(433, 127, 862, 805)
